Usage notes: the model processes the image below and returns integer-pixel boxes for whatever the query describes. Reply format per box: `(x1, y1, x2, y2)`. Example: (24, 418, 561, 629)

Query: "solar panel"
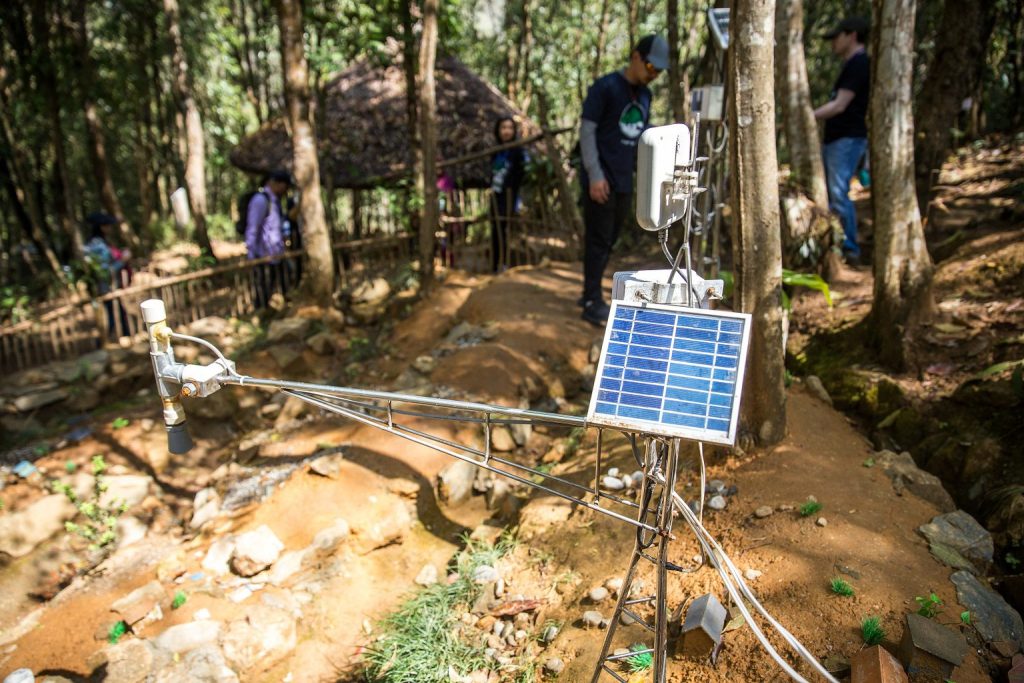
(586, 301, 751, 446)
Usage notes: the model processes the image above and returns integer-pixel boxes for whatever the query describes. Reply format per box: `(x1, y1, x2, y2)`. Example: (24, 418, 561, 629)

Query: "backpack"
(235, 188, 269, 239)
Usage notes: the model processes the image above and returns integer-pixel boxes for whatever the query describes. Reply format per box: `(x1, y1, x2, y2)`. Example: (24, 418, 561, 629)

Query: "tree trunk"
(628, 0, 639, 51)
(592, 0, 610, 81)
(667, 0, 685, 122)
(869, 0, 935, 370)
(32, 0, 85, 261)
(775, 0, 828, 207)
(728, 0, 786, 446)
(70, 0, 139, 252)
(276, 0, 335, 306)
(163, 0, 214, 258)
(914, 0, 995, 213)
(418, 0, 440, 291)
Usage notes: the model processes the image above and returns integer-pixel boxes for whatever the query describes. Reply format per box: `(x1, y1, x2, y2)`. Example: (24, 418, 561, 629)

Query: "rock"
(152, 620, 222, 654)
(544, 657, 565, 675)
(518, 498, 574, 539)
(265, 550, 306, 586)
(65, 387, 101, 411)
(604, 577, 625, 595)
(473, 565, 500, 583)
(588, 586, 610, 603)
(582, 610, 605, 628)
(0, 494, 74, 558)
(3, 670, 34, 683)
(102, 475, 152, 508)
(412, 355, 436, 374)
(266, 317, 312, 344)
(416, 564, 439, 586)
(189, 316, 230, 338)
(816, 517, 828, 527)
(231, 525, 284, 577)
(202, 538, 236, 575)
(227, 587, 252, 603)
(708, 495, 727, 511)
(950, 570, 1024, 650)
(111, 580, 166, 626)
(351, 277, 390, 305)
(101, 638, 155, 683)
(13, 388, 68, 412)
(351, 496, 411, 553)
(918, 510, 993, 575)
(266, 344, 308, 374)
(305, 330, 337, 355)
(311, 518, 351, 553)
(151, 644, 238, 683)
(489, 426, 517, 452)
(754, 505, 774, 518)
(190, 488, 220, 530)
(541, 624, 560, 644)
(743, 568, 762, 581)
(851, 644, 908, 683)
(708, 479, 726, 494)
(184, 390, 236, 420)
(438, 460, 478, 505)
(875, 450, 956, 512)
(156, 550, 188, 583)
(485, 479, 512, 513)
(602, 476, 625, 491)
(220, 605, 296, 672)
(804, 375, 833, 406)
(309, 453, 344, 479)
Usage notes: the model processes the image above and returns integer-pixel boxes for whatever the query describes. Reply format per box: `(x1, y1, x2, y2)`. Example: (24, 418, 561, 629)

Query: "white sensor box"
(635, 124, 692, 232)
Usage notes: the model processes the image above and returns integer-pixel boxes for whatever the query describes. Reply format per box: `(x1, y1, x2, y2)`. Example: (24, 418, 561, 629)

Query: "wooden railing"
(0, 233, 413, 374)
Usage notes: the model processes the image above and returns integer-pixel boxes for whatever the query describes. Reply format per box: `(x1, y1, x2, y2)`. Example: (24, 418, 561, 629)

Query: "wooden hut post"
(536, 93, 584, 241)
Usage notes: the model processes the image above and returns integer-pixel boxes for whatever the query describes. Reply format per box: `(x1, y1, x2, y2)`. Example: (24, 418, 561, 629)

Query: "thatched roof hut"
(229, 57, 539, 189)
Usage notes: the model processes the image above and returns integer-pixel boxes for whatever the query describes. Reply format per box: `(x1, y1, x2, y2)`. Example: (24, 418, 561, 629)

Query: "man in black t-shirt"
(814, 17, 870, 265)
(579, 34, 668, 326)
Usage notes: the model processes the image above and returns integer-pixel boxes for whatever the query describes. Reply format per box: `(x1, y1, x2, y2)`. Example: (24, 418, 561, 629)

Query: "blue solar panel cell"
(587, 301, 750, 445)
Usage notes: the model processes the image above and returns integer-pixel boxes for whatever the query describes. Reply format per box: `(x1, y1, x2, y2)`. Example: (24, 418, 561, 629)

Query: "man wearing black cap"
(814, 17, 870, 265)
(579, 34, 668, 326)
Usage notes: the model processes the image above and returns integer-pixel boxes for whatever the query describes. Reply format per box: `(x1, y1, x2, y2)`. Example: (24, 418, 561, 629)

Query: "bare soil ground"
(2, 141, 1021, 682)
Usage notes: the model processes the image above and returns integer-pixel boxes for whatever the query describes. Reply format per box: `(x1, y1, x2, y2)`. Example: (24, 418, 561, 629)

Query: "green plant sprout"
(829, 577, 855, 597)
(171, 591, 187, 609)
(799, 500, 823, 517)
(108, 620, 128, 644)
(51, 455, 128, 551)
(916, 593, 943, 618)
(861, 616, 885, 645)
(64, 460, 77, 473)
(626, 642, 653, 673)
(1006, 552, 1021, 570)
(862, 458, 875, 468)
(960, 611, 970, 625)
(111, 417, 130, 430)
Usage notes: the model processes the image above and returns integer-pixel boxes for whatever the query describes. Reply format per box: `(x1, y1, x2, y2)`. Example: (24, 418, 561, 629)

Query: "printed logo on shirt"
(618, 102, 646, 140)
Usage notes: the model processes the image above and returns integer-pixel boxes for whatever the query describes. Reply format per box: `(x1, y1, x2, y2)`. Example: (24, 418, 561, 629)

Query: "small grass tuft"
(829, 577, 855, 597)
(960, 610, 970, 625)
(861, 616, 885, 646)
(363, 533, 518, 682)
(171, 590, 187, 609)
(915, 592, 943, 618)
(626, 643, 653, 673)
(799, 500, 823, 517)
(108, 620, 128, 644)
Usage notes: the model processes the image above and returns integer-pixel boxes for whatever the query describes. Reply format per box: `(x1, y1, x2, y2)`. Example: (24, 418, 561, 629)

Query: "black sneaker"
(581, 300, 611, 326)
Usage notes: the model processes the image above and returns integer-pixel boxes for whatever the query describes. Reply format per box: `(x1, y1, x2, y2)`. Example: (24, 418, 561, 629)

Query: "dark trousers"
(252, 262, 281, 309)
(490, 191, 516, 272)
(582, 191, 632, 304)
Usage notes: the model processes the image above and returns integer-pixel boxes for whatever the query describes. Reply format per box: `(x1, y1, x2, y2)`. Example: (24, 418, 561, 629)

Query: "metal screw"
(180, 382, 198, 398)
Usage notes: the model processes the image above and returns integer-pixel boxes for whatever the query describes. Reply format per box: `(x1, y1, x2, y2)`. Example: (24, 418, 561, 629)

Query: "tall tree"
(163, 0, 214, 258)
(914, 1, 995, 212)
(70, 0, 139, 251)
(775, 0, 828, 207)
(728, 0, 786, 446)
(418, 0, 440, 291)
(276, 0, 334, 306)
(667, 0, 685, 122)
(869, 0, 934, 370)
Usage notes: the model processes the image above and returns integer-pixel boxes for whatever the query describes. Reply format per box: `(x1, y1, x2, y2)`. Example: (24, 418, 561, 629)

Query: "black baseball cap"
(823, 17, 869, 41)
(635, 34, 669, 71)
(85, 212, 120, 226)
(267, 169, 293, 186)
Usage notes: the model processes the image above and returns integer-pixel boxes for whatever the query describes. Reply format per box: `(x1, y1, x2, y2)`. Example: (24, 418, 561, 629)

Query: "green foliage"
(111, 417, 130, 430)
(1006, 552, 1021, 569)
(626, 643, 653, 673)
(862, 457, 875, 468)
(799, 500, 823, 517)
(348, 335, 376, 362)
(781, 270, 833, 311)
(171, 591, 187, 609)
(915, 592, 943, 618)
(960, 610, 970, 625)
(51, 455, 128, 551)
(65, 460, 77, 473)
(363, 534, 517, 682)
(861, 616, 885, 646)
(829, 577, 855, 597)
(563, 427, 585, 459)
(0, 286, 31, 324)
(108, 620, 128, 644)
